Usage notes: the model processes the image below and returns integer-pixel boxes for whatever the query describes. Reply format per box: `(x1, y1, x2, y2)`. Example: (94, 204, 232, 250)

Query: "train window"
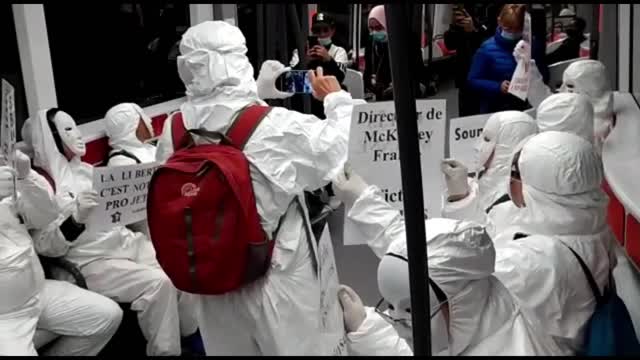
(43, 2, 189, 124)
(0, 4, 29, 134)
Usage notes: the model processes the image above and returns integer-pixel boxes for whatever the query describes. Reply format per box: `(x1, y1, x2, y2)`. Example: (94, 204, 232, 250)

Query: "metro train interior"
(2, 2, 640, 356)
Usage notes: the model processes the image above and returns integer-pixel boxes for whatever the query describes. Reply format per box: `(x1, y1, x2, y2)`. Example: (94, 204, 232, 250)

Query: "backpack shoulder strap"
(558, 241, 604, 305)
(485, 193, 511, 214)
(108, 149, 141, 164)
(171, 112, 190, 151)
(225, 106, 272, 150)
(33, 166, 56, 193)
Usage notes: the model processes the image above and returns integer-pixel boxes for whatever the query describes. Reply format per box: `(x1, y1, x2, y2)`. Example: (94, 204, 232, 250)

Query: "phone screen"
(278, 70, 313, 94)
(308, 36, 319, 48)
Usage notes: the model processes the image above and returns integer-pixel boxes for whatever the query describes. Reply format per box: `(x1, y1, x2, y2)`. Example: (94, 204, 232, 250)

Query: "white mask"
(53, 111, 86, 157)
(473, 116, 500, 172)
(377, 255, 451, 355)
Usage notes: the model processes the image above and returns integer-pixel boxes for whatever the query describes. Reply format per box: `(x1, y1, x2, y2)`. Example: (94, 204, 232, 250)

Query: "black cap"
(312, 12, 335, 28)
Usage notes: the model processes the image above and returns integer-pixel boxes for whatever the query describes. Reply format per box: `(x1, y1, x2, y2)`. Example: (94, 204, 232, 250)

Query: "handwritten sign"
(344, 100, 446, 246)
(1, 79, 17, 200)
(508, 12, 532, 101)
(89, 162, 158, 230)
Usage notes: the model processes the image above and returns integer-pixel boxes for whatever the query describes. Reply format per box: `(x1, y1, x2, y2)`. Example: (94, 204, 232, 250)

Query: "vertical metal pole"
(384, 3, 432, 356)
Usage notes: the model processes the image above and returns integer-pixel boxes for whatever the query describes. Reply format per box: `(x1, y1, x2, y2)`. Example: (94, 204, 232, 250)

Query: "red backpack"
(147, 105, 275, 295)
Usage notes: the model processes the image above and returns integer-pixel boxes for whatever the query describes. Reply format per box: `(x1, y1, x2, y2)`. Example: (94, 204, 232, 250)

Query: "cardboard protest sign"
(446, 113, 491, 170)
(343, 100, 446, 246)
(89, 162, 158, 230)
(1, 79, 17, 200)
(508, 12, 532, 101)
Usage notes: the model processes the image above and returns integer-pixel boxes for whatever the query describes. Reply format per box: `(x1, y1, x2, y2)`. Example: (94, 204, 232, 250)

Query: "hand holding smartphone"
(276, 70, 313, 94)
(308, 36, 320, 48)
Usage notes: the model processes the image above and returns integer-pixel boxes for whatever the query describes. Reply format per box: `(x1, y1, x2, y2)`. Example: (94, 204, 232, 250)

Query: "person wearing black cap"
(307, 12, 349, 119)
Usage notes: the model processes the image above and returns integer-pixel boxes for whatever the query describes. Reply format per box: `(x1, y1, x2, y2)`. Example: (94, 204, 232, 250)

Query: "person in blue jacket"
(468, 4, 545, 114)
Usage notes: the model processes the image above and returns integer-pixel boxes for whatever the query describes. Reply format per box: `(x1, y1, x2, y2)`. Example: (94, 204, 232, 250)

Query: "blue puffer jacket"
(467, 28, 531, 114)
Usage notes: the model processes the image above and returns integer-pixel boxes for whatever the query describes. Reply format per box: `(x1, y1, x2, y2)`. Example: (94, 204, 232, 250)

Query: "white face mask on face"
(53, 112, 86, 157)
(377, 255, 451, 355)
(473, 117, 501, 172)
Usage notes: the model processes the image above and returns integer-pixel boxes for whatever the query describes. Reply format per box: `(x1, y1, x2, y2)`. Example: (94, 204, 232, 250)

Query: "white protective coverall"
(536, 92, 595, 144)
(0, 166, 122, 356)
(339, 185, 560, 355)
(443, 131, 616, 354)
(104, 103, 157, 236)
(103, 101, 199, 338)
(155, 21, 361, 355)
(21, 110, 197, 356)
(443, 111, 537, 226)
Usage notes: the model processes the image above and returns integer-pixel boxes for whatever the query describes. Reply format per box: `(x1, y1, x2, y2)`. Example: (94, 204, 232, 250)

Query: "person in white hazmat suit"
(0, 154, 122, 356)
(103, 103, 202, 351)
(440, 131, 616, 354)
(20, 108, 198, 356)
(326, 166, 559, 355)
(515, 41, 614, 148)
(155, 20, 363, 355)
(442, 111, 538, 238)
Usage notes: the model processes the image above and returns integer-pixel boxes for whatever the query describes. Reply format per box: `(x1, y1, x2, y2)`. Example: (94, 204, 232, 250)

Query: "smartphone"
(308, 35, 319, 48)
(277, 70, 313, 94)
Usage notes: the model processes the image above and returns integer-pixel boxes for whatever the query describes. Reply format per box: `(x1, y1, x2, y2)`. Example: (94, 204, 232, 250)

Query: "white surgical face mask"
(318, 37, 332, 46)
(474, 139, 494, 172)
(53, 112, 86, 157)
(473, 117, 500, 172)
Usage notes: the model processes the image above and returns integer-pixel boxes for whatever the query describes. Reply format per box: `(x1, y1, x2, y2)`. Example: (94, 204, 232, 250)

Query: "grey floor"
(330, 80, 460, 305)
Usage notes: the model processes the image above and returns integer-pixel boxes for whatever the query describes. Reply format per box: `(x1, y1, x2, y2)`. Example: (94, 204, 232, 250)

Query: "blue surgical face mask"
(318, 37, 332, 46)
(501, 30, 522, 41)
(371, 31, 388, 43)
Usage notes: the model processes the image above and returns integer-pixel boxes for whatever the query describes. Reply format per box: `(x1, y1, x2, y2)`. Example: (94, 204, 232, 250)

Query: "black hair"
(46, 107, 66, 154)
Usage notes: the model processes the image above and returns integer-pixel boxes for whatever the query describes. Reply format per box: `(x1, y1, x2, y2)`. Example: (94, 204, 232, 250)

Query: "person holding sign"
(0, 157, 122, 355)
(467, 4, 540, 114)
(20, 108, 195, 356)
(439, 131, 616, 355)
(103, 102, 202, 352)
(441, 111, 538, 238)
(330, 166, 559, 355)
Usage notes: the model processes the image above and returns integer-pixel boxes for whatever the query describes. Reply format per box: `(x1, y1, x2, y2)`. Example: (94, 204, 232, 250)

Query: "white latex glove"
(75, 190, 99, 224)
(440, 159, 469, 199)
(338, 285, 367, 333)
(15, 150, 32, 180)
(256, 60, 294, 100)
(332, 163, 369, 207)
(513, 39, 530, 63)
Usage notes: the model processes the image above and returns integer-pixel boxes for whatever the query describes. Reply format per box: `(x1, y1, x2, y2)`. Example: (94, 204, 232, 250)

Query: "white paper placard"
(508, 12, 532, 101)
(447, 113, 492, 170)
(343, 100, 446, 246)
(89, 162, 158, 230)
